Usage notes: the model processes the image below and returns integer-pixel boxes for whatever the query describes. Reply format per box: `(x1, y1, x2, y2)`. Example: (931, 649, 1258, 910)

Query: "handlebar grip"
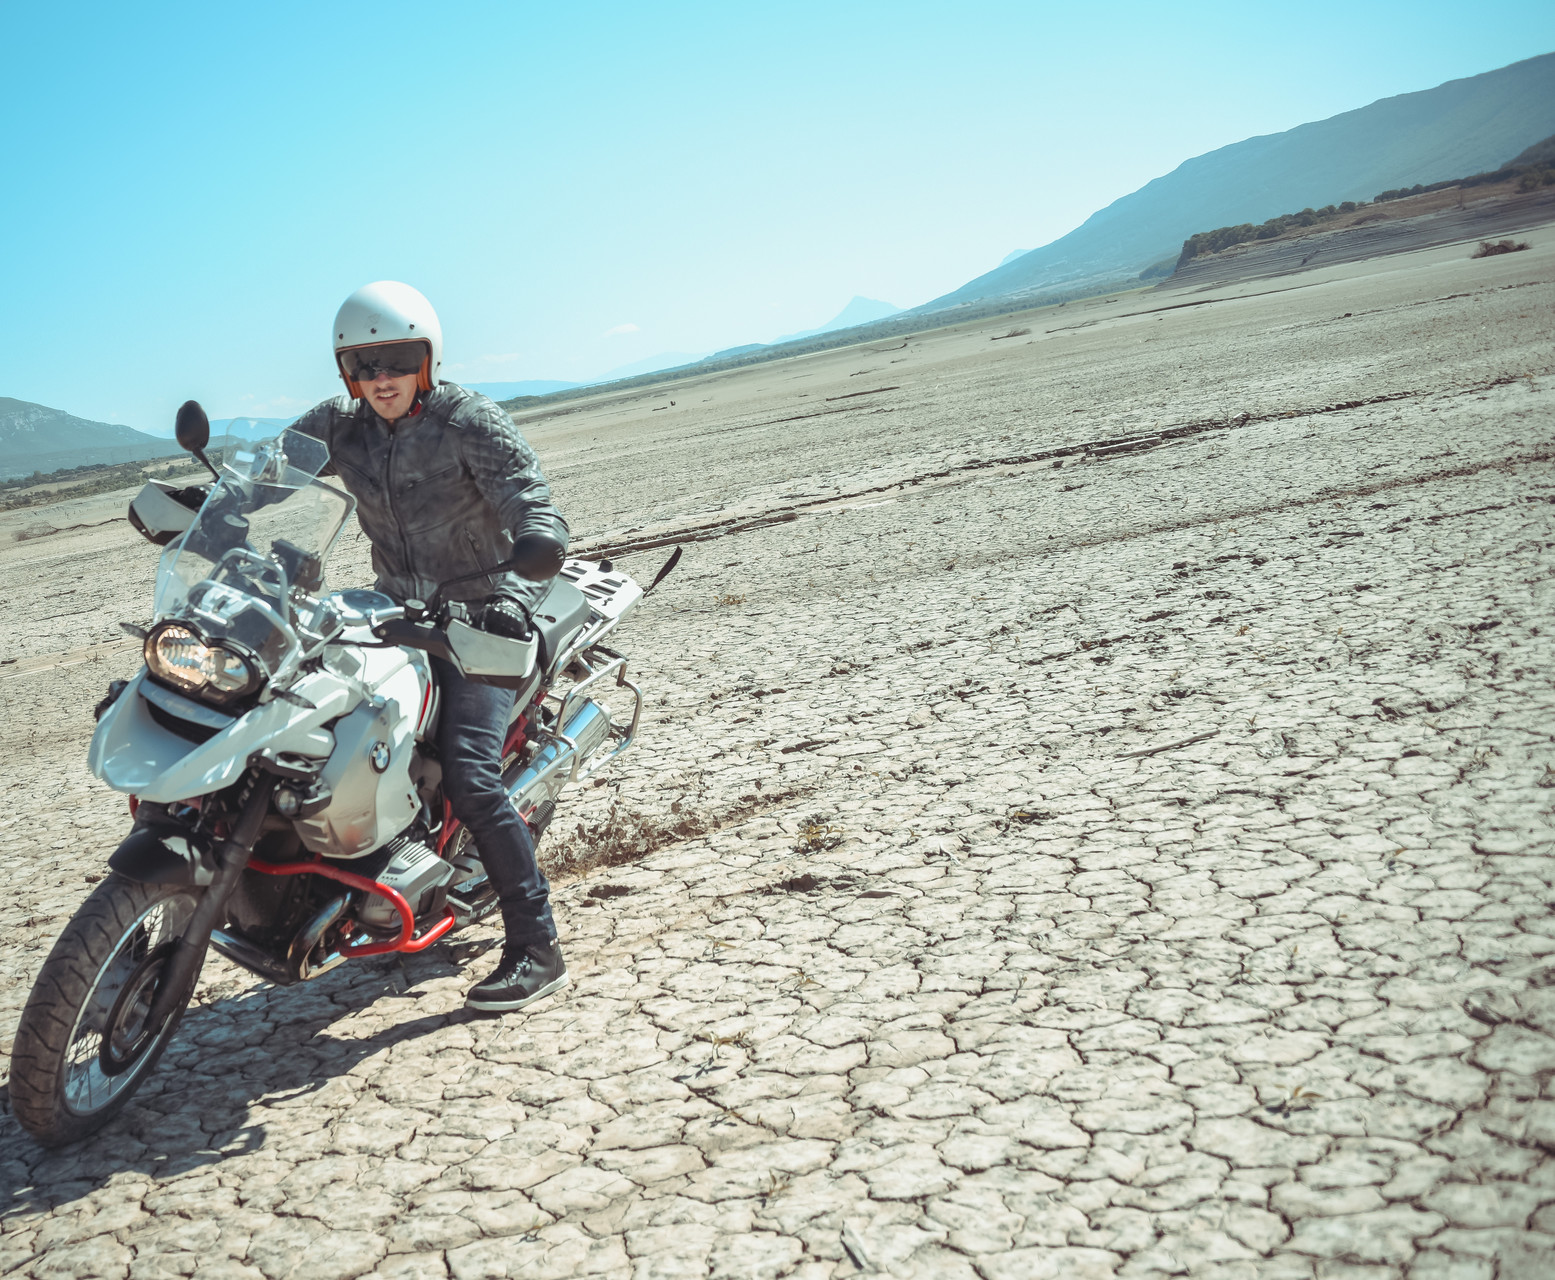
(508, 533, 566, 582)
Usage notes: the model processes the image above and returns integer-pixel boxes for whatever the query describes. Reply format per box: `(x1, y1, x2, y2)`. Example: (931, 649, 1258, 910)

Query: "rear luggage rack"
(560, 558, 644, 621)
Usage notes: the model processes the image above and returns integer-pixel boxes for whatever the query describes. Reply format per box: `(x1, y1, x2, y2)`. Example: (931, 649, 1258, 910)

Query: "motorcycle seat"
(530, 578, 593, 669)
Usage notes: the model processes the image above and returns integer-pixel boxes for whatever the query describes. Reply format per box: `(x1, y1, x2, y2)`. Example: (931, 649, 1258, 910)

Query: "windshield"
(153, 429, 354, 682)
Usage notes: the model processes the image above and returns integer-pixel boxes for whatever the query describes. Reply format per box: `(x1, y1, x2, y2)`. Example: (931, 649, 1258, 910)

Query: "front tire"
(10, 873, 202, 1146)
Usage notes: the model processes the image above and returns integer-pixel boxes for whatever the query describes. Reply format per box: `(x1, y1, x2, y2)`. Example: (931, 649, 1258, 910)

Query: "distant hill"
(1504, 131, 1555, 168)
(921, 52, 1555, 311)
(773, 296, 901, 344)
(490, 300, 908, 407)
(1177, 131, 1555, 268)
(467, 380, 581, 400)
(592, 352, 709, 382)
(131, 415, 299, 458)
(0, 398, 174, 479)
(0, 403, 315, 479)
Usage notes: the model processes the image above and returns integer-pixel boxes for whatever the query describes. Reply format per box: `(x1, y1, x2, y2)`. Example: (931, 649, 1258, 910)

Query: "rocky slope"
(0, 399, 169, 480)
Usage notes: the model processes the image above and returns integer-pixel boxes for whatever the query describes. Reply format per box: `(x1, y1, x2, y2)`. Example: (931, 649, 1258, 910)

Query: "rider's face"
(363, 370, 418, 423)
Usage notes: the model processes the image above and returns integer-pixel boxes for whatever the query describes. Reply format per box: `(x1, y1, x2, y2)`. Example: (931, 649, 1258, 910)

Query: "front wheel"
(10, 873, 202, 1146)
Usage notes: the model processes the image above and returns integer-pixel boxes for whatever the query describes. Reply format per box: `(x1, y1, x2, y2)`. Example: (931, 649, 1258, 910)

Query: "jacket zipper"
(384, 425, 416, 596)
(467, 530, 495, 592)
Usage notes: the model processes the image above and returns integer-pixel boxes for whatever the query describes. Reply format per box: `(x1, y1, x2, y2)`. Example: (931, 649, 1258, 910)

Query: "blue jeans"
(432, 658, 556, 948)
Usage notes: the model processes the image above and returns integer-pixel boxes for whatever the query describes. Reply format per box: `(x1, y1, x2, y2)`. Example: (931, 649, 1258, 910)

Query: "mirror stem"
(192, 447, 220, 481)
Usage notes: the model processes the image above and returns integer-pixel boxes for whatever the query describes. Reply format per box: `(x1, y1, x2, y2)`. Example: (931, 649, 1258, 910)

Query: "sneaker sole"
(466, 971, 570, 1013)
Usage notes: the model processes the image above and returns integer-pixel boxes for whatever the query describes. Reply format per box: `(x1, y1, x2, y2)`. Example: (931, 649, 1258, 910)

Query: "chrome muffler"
(507, 697, 613, 816)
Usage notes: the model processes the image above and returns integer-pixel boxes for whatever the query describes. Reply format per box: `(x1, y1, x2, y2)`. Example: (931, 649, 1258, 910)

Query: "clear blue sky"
(2, 1, 1552, 432)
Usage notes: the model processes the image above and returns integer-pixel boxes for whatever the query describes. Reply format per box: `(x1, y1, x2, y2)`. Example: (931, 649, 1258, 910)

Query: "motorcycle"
(9, 403, 664, 1146)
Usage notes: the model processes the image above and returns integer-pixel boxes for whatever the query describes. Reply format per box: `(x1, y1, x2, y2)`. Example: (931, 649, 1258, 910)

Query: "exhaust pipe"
(288, 894, 351, 982)
(211, 929, 296, 986)
(507, 697, 611, 815)
(211, 893, 353, 986)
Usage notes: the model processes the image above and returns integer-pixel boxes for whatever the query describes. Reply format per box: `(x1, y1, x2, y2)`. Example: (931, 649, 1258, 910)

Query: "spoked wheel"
(10, 873, 202, 1146)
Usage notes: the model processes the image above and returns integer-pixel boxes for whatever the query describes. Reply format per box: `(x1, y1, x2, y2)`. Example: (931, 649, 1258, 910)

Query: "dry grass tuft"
(715, 592, 747, 607)
(1472, 238, 1530, 258)
(544, 801, 714, 880)
(792, 812, 844, 854)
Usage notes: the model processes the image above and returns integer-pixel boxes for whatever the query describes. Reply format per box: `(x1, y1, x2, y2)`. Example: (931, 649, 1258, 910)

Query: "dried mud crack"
(1, 240, 1553, 1280)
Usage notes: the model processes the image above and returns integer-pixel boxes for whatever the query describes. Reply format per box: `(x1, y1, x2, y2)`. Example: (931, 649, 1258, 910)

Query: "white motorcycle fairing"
(90, 645, 431, 861)
(89, 669, 350, 804)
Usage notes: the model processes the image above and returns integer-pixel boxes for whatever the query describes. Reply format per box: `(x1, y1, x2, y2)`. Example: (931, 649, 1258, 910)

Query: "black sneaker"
(466, 939, 569, 1012)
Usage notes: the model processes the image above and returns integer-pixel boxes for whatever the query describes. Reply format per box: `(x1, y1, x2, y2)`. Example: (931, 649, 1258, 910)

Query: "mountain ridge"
(773, 296, 901, 344)
(921, 52, 1555, 311)
(0, 398, 172, 480)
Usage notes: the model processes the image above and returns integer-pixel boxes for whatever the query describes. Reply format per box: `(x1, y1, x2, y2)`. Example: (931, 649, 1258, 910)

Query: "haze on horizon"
(2, 0, 1553, 433)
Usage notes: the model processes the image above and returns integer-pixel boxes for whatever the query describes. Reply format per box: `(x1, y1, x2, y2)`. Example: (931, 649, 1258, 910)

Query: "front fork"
(142, 773, 277, 1031)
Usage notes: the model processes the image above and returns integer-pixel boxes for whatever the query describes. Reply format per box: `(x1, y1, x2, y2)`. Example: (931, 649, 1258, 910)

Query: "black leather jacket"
(291, 383, 568, 613)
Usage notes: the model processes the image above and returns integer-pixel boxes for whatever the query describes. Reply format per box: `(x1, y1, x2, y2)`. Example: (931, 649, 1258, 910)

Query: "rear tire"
(10, 873, 202, 1147)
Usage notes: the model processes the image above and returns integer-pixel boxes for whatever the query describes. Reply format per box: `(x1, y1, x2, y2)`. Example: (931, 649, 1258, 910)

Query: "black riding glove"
(478, 598, 533, 640)
(169, 483, 211, 512)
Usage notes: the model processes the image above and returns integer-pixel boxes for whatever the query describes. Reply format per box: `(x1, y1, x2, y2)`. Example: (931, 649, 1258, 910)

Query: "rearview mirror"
(175, 400, 211, 452)
(174, 400, 219, 480)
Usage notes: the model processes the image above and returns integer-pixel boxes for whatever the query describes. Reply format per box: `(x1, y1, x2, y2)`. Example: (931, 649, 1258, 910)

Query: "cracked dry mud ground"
(2, 234, 1554, 1280)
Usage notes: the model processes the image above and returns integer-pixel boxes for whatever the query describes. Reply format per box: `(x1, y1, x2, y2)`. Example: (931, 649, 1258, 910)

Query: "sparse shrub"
(1175, 157, 1542, 268)
(1376, 182, 1434, 202)
(544, 800, 711, 878)
(1, 455, 199, 511)
(715, 592, 747, 607)
(1175, 202, 1355, 267)
(1005, 808, 1054, 826)
(1472, 239, 1530, 258)
(792, 812, 843, 854)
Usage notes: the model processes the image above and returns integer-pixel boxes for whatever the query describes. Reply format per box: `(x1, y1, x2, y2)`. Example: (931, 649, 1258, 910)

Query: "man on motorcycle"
(291, 281, 569, 1013)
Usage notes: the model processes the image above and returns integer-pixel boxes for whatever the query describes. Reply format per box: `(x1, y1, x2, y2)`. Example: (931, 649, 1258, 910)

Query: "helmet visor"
(338, 341, 429, 381)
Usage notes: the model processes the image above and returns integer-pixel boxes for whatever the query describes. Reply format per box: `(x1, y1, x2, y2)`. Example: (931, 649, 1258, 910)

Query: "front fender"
(108, 823, 216, 887)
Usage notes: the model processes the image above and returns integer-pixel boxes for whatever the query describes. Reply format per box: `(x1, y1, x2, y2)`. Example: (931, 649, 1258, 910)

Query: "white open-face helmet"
(333, 281, 443, 397)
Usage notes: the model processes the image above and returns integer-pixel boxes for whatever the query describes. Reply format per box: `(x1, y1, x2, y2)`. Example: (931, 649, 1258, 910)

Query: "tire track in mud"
(574, 375, 1540, 561)
(0, 637, 138, 679)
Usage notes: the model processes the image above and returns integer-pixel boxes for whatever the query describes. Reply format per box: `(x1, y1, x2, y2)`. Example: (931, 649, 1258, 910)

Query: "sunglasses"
(339, 341, 427, 380)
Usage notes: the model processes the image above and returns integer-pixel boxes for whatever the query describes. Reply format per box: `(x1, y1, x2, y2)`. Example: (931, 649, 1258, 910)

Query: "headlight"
(145, 624, 258, 701)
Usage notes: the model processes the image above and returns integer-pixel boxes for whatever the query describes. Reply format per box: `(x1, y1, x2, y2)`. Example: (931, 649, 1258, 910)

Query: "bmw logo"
(369, 741, 391, 773)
